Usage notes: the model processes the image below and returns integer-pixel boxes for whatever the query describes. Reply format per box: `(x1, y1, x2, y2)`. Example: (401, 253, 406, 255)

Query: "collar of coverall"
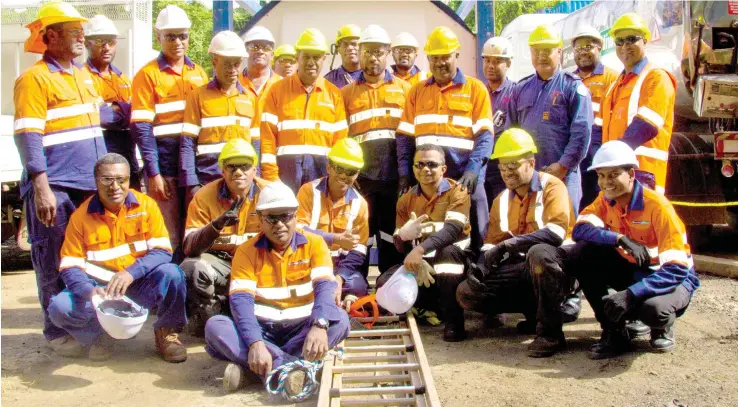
(207, 77, 247, 94)
(606, 179, 645, 212)
(157, 52, 195, 71)
(425, 67, 466, 87)
(357, 69, 395, 84)
(412, 177, 451, 197)
(242, 67, 277, 79)
(88, 191, 139, 215)
(391, 64, 421, 77)
(290, 73, 326, 93)
(315, 176, 359, 202)
(490, 77, 514, 94)
(506, 171, 544, 200)
(86, 58, 123, 76)
(254, 229, 308, 252)
(625, 57, 649, 76)
(217, 178, 259, 202)
(574, 61, 605, 77)
(43, 52, 83, 73)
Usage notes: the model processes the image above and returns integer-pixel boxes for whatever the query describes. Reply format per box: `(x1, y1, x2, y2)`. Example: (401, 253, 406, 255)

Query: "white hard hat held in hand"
(92, 294, 149, 340)
(376, 267, 418, 314)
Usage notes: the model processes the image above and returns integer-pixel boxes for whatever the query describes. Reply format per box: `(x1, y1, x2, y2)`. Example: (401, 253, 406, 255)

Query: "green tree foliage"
(151, 1, 251, 76)
(446, 1, 562, 35)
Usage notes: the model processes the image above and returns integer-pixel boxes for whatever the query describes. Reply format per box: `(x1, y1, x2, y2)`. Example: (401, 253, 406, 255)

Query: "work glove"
(457, 171, 479, 194)
(602, 290, 634, 324)
(415, 260, 436, 288)
(397, 212, 430, 241)
(398, 175, 412, 196)
(618, 235, 651, 268)
(482, 242, 508, 268)
(212, 196, 244, 231)
(466, 262, 488, 292)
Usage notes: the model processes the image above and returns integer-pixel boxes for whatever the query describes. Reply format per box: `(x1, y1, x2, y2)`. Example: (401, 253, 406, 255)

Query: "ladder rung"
(355, 315, 405, 323)
(340, 397, 417, 406)
(330, 385, 423, 397)
(342, 344, 414, 353)
(333, 363, 420, 373)
(341, 374, 412, 384)
(345, 338, 405, 346)
(343, 354, 407, 363)
(348, 328, 410, 337)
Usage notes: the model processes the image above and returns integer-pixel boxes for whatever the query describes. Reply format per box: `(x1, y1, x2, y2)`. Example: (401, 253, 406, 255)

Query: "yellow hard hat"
(490, 128, 538, 160)
(274, 44, 297, 59)
(425, 26, 461, 56)
(610, 13, 651, 41)
(218, 139, 258, 169)
(295, 28, 329, 54)
(24, 1, 87, 54)
(328, 138, 364, 169)
(528, 24, 563, 48)
(336, 24, 361, 43)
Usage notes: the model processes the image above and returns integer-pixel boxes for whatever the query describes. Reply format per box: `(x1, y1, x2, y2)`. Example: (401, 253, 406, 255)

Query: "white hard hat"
(359, 24, 391, 45)
(588, 141, 640, 171)
(243, 25, 275, 44)
(92, 294, 148, 340)
(256, 182, 299, 211)
(209, 30, 248, 57)
(571, 25, 603, 44)
(482, 37, 513, 58)
(376, 267, 418, 314)
(155, 5, 191, 31)
(84, 15, 119, 37)
(393, 32, 419, 49)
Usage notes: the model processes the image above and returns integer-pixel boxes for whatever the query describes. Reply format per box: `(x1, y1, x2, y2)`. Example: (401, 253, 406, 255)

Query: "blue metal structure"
(213, 0, 233, 33)
(476, 1, 494, 79)
(539, 0, 593, 14)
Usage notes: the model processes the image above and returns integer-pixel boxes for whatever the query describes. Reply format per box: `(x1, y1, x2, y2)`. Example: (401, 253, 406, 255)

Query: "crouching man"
(48, 153, 188, 362)
(204, 182, 349, 394)
(533, 141, 700, 359)
(181, 139, 268, 334)
(382, 144, 471, 342)
(297, 139, 370, 309)
(456, 129, 575, 356)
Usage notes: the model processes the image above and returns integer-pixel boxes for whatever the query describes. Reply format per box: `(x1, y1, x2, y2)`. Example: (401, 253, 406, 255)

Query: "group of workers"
(13, 0, 700, 398)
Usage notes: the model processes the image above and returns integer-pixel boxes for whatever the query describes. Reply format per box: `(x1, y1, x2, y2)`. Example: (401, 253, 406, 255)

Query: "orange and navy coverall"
(296, 177, 370, 297)
(238, 68, 282, 155)
(203, 230, 349, 370)
(396, 68, 493, 251)
(601, 57, 677, 194)
(47, 190, 186, 346)
(258, 75, 348, 191)
(391, 64, 431, 87)
(180, 79, 257, 187)
(13, 53, 109, 341)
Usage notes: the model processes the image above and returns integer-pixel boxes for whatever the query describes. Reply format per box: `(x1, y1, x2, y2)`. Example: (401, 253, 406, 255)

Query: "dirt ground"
(2, 268, 737, 407)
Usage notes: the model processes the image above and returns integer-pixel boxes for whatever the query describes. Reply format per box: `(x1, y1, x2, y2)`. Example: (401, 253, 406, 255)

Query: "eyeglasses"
(262, 212, 296, 225)
(498, 159, 529, 171)
(614, 35, 643, 46)
(225, 163, 253, 173)
(361, 48, 388, 59)
(97, 176, 129, 186)
(276, 57, 296, 64)
(331, 162, 359, 177)
(531, 48, 555, 57)
(574, 44, 598, 53)
(414, 161, 442, 170)
(393, 47, 416, 55)
(247, 43, 274, 53)
(89, 38, 117, 47)
(165, 33, 189, 42)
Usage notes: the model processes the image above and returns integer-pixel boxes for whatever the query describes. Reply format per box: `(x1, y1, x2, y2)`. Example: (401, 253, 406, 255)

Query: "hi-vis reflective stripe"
(415, 114, 473, 128)
(591, 102, 601, 113)
(659, 249, 692, 266)
(147, 237, 172, 250)
(545, 223, 566, 239)
(154, 100, 186, 115)
(46, 103, 96, 120)
(131, 109, 156, 121)
(308, 179, 322, 230)
(634, 146, 669, 161)
(261, 112, 278, 125)
(594, 117, 603, 126)
(261, 153, 277, 164)
(182, 123, 201, 135)
(533, 173, 552, 230)
(416, 135, 474, 151)
(472, 118, 493, 134)
(87, 240, 147, 262)
(445, 211, 467, 225)
(330, 243, 368, 257)
(626, 68, 653, 126)
(397, 121, 415, 134)
(85, 262, 116, 282)
(231, 278, 257, 292)
(201, 116, 251, 129)
(60, 256, 86, 269)
(499, 189, 511, 232)
(254, 302, 313, 321)
(499, 173, 552, 233)
(423, 238, 470, 258)
(349, 108, 402, 124)
(277, 145, 330, 156)
(43, 126, 103, 147)
(14, 117, 46, 131)
(433, 263, 464, 275)
(153, 123, 184, 136)
(250, 128, 260, 139)
(655, 185, 665, 194)
(345, 195, 362, 231)
(647, 246, 659, 258)
(636, 106, 665, 128)
(380, 231, 394, 243)
(577, 213, 605, 228)
(278, 119, 348, 133)
(354, 129, 396, 144)
(310, 266, 333, 280)
(197, 142, 226, 155)
(256, 281, 313, 300)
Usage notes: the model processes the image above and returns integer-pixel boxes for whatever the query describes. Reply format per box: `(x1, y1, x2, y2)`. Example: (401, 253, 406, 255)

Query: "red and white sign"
(715, 132, 738, 159)
(730, 0, 738, 15)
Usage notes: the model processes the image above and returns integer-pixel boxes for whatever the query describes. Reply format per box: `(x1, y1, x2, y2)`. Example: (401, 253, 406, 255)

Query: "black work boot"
(527, 333, 566, 358)
(590, 328, 632, 359)
(442, 321, 467, 342)
(560, 292, 582, 323)
(650, 325, 675, 353)
(626, 320, 651, 338)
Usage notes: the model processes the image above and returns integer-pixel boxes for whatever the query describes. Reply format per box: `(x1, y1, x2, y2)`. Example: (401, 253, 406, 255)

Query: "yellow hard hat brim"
(295, 46, 328, 54)
(610, 28, 651, 41)
(528, 40, 563, 48)
(329, 156, 364, 170)
(490, 147, 538, 161)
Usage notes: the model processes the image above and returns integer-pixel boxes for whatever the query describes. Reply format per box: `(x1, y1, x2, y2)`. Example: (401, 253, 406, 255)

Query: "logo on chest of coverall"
(288, 259, 309, 267)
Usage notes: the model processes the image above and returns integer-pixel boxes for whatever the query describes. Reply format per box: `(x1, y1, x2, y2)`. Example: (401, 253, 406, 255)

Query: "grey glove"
(618, 235, 651, 268)
(398, 175, 412, 196)
(212, 196, 244, 231)
(458, 171, 478, 194)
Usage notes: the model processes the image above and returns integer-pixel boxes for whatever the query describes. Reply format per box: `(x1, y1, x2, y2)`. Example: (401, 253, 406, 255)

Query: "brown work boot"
(527, 334, 566, 358)
(285, 370, 307, 398)
(89, 333, 115, 361)
(154, 328, 188, 363)
(49, 335, 85, 358)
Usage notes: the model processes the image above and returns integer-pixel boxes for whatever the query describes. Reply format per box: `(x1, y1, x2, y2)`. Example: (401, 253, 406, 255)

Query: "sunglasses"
(393, 47, 416, 55)
(225, 163, 253, 173)
(414, 161, 442, 170)
(331, 162, 359, 177)
(97, 176, 129, 186)
(573, 44, 598, 53)
(362, 49, 388, 59)
(614, 35, 643, 46)
(165, 33, 189, 42)
(263, 212, 296, 225)
(498, 159, 529, 171)
(247, 43, 274, 53)
(89, 38, 117, 47)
